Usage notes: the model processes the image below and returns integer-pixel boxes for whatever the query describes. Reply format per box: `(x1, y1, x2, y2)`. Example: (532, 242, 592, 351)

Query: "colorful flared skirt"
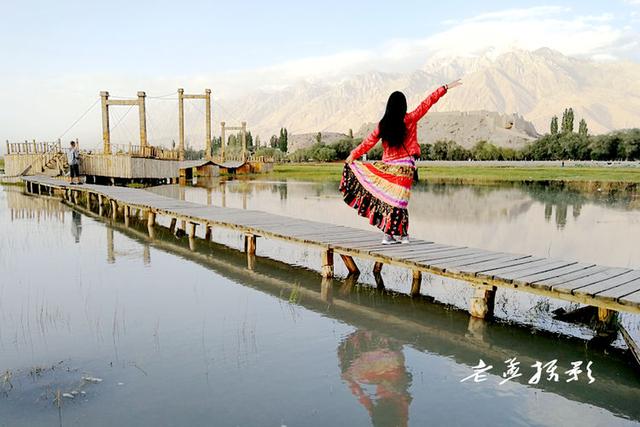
(339, 157, 415, 236)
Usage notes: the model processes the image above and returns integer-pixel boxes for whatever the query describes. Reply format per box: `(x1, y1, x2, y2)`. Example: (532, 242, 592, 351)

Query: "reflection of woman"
(341, 81, 461, 245)
(338, 330, 412, 427)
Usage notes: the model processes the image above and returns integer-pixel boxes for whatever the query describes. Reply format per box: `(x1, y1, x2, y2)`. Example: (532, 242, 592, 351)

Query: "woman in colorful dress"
(340, 80, 462, 244)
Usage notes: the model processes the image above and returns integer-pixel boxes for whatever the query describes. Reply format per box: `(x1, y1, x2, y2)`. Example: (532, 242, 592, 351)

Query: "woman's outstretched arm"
(346, 125, 380, 163)
(406, 79, 462, 123)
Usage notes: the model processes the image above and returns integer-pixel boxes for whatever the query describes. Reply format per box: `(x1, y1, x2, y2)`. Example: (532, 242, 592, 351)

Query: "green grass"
(265, 162, 640, 185)
(0, 157, 4, 171)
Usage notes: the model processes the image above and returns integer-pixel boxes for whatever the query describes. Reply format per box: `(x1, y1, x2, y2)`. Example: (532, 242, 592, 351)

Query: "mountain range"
(219, 48, 640, 145)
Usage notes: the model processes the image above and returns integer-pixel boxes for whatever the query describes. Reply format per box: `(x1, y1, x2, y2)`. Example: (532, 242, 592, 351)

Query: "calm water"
(1, 179, 640, 427)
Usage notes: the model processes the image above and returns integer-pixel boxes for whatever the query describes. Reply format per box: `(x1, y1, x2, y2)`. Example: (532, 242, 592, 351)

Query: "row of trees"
(284, 109, 639, 162)
(186, 112, 640, 162)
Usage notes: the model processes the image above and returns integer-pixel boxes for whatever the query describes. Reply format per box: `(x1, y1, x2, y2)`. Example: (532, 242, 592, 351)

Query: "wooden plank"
(551, 267, 632, 295)
(459, 256, 538, 275)
(395, 245, 465, 259)
(620, 324, 640, 367)
(445, 254, 528, 272)
(410, 248, 486, 264)
(475, 258, 552, 279)
(576, 271, 640, 299)
(493, 260, 577, 283)
(511, 263, 596, 286)
(436, 252, 514, 270)
(530, 265, 609, 289)
(620, 290, 640, 306)
(368, 242, 438, 255)
(597, 277, 640, 301)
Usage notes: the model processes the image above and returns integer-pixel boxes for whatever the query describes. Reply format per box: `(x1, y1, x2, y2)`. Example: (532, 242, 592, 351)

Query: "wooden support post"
(205, 225, 212, 241)
(143, 244, 151, 265)
(411, 270, 422, 297)
(100, 91, 111, 154)
(373, 261, 383, 274)
(98, 195, 104, 216)
(321, 277, 333, 303)
(244, 234, 257, 255)
(205, 89, 212, 159)
(85, 192, 91, 210)
(339, 254, 360, 276)
(106, 227, 115, 264)
(178, 88, 185, 161)
(373, 261, 385, 289)
(72, 190, 79, 204)
(169, 217, 177, 233)
(322, 249, 334, 278)
(247, 254, 256, 271)
(147, 211, 156, 238)
(181, 219, 186, 231)
(110, 200, 117, 221)
(188, 222, 197, 238)
(137, 91, 148, 149)
(469, 284, 497, 319)
(124, 205, 130, 227)
(220, 122, 226, 161)
(598, 307, 614, 323)
(241, 121, 247, 161)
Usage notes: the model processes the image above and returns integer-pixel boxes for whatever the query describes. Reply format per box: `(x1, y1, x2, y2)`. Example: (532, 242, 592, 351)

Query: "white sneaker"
(400, 236, 410, 244)
(381, 234, 399, 245)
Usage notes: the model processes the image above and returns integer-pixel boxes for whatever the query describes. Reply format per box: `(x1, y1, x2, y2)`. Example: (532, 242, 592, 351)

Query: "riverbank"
(266, 162, 640, 187)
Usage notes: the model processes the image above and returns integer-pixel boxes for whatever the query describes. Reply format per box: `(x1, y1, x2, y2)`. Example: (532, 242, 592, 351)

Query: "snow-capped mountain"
(219, 48, 640, 141)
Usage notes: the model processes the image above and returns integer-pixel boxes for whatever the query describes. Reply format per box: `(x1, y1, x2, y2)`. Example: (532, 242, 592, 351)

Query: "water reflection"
(71, 211, 82, 243)
(3, 185, 640, 426)
(339, 330, 411, 427)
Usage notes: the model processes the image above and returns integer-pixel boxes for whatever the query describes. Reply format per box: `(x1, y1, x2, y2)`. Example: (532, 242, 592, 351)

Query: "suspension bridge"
(2, 88, 274, 183)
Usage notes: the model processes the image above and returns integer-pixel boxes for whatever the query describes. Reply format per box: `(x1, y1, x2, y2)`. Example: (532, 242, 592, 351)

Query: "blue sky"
(3, 0, 638, 77)
(1, 0, 639, 148)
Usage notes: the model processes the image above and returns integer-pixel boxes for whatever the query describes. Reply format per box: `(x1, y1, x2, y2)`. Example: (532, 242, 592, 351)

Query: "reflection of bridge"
(45, 195, 640, 422)
(23, 175, 640, 324)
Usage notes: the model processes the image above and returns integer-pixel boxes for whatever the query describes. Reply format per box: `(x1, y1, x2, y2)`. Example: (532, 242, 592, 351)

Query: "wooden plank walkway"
(22, 175, 640, 318)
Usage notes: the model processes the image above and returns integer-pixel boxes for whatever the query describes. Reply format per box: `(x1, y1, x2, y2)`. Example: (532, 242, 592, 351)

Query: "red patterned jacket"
(350, 86, 448, 161)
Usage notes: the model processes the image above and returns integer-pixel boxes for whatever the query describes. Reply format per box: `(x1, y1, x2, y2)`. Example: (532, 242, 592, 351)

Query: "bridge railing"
(6, 140, 62, 155)
(110, 144, 180, 160)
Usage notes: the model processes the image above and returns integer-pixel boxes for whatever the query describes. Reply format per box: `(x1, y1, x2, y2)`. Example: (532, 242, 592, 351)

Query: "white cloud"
(2, 5, 639, 150)
(231, 6, 638, 91)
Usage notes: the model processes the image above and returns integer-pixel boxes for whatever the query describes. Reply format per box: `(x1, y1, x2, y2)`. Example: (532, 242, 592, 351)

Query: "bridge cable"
(57, 98, 100, 140)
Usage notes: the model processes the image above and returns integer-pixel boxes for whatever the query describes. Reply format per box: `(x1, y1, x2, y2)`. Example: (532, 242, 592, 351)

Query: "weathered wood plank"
(551, 267, 632, 295)
(620, 289, 640, 305)
(475, 258, 550, 279)
(512, 263, 596, 286)
(490, 260, 578, 285)
(459, 256, 538, 275)
(575, 271, 640, 299)
(597, 276, 640, 301)
(410, 248, 487, 264)
(445, 254, 528, 272)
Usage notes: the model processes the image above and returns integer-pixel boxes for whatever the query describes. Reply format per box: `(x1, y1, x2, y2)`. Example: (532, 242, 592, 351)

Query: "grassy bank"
(266, 162, 640, 185)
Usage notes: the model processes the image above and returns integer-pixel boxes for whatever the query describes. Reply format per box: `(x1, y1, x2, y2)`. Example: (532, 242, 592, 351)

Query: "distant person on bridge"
(67, 140, 82, 185)
(341, 80, 462, 244)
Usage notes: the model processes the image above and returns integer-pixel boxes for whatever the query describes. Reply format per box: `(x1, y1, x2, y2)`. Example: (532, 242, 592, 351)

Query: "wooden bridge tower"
(178, 88, 212, 161)
(219, 121, 247, 162)
(100, 91, 148, 155)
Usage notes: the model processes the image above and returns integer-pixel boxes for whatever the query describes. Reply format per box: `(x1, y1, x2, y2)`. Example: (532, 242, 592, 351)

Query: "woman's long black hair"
(378, 91, 407, 148)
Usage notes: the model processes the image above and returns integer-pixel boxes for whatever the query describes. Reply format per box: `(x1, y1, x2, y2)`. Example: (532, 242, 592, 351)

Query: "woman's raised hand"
(445, 79, 462, 90)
